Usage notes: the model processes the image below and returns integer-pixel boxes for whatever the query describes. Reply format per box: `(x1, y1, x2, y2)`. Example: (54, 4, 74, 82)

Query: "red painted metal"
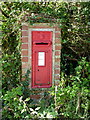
(32, 31, 52, 88)
(32, 31, 52, 43)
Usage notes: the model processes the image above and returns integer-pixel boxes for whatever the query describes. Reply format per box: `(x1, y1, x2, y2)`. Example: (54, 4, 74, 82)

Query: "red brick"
(21, 57, 28, 62)
(55, 45, 61, 50)
(55, 38, 61, 44)
(35, 26, 50, 28)
(21, 44, 28, 49)
(22, 31, 28, 36)
(55, 64, 60, 68)
(54, 75, 60, 80)
(55, 26, 61, 31)
(21, 50, 28, 56)
(21, 37, 28, 43)
(55, 69, 60, 74)
(22, 63, 28, 69)
(54, 80, 60, 86)
(32, 90, 44, 94)
(55, 51, 61, 56)
(21, 77, 25, 81)
(30, 95, 41, 99)
(31, 25, 51, 28)
(22, 70, 26, 75)
(55, 32, 61, 38)
(55, 58, 60, 62)
(22, 25, 28, 30)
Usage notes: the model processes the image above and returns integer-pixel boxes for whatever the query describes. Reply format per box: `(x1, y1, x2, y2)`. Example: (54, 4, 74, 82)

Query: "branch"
(69, 46, 78, 54)
(0, 8, 9, 18)
(4, 2, 12, 11)
(65, 56, 78, 61)
(76, 92, 81, 114)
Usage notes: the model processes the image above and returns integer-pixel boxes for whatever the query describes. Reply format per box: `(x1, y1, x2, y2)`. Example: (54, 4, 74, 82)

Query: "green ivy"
(2, 86, 31, 119)
(49, 57, 90, 119)
(1, 1, 90, 119)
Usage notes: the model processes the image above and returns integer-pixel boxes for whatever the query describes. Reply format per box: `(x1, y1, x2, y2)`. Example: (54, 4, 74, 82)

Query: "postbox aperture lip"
(35, 43, 48, 45)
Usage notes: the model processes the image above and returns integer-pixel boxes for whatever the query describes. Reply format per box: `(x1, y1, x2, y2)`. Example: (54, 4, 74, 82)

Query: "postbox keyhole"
(38, 69, 39, 71)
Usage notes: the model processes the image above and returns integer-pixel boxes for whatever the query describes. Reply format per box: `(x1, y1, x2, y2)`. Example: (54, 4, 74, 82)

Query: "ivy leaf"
(35, 107, 41, 111)
(29, 108, 34, 112)
(25, 97, 30, 102)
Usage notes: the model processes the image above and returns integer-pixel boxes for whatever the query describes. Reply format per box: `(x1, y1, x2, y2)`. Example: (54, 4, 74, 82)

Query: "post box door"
(32, 31, 52, 88)
(33, 50, 51, 85)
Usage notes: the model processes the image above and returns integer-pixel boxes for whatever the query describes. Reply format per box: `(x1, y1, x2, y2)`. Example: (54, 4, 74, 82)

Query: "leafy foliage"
(1, 1, 90, 119)
(2, 86, 32, 119)
(50, 58, 90, 119)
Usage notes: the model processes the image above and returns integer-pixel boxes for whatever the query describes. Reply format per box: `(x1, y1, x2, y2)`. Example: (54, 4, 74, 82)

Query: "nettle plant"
(50, 57, 90, 119)
(2, 85, 58, 119)
(2, 86, 32, 119)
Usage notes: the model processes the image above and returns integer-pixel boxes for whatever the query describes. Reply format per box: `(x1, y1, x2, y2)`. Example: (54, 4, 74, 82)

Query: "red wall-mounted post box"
(32, 31, 52, 88)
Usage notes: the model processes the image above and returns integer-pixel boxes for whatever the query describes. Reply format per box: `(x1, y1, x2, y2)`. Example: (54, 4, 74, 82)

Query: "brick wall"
(21, 23, 61, 101)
